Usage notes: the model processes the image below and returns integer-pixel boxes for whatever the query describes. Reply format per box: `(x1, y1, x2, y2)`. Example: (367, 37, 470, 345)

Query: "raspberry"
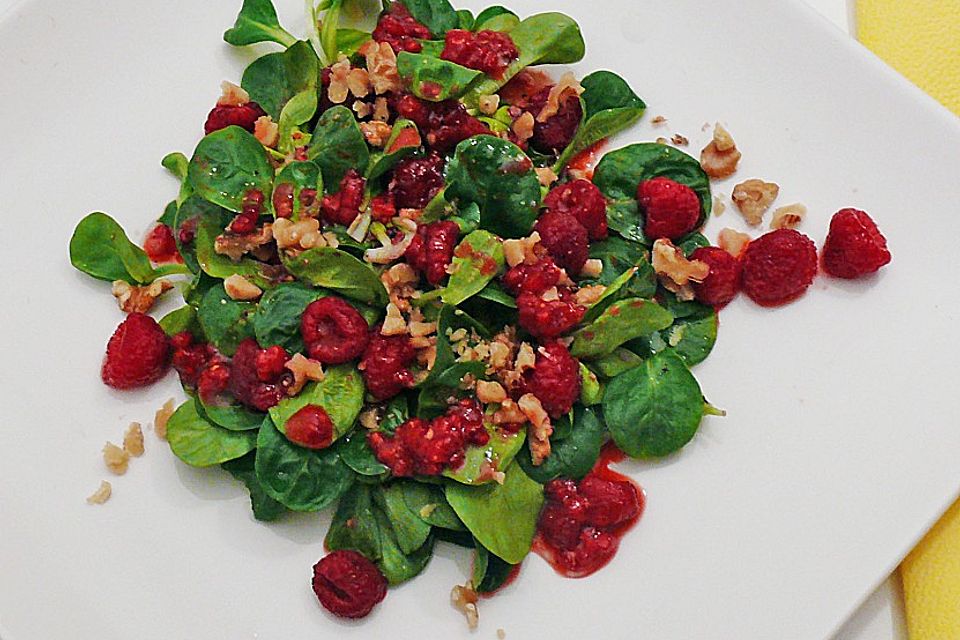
(527, 85, 583, 154)
(143, 224, 181, 264)
(690, 246, 741, 308)
(554, 528, 619, 577)
(638, 177, 701, 241)
(523, 341, 581, 418)
(578, 476, 641, 528)
(273, 182, 295, 219)
(312, 550, 388, 619)
(534, 211, 589, 274)
(197, 362, 231, 404)
(404, 220, 460, 285)
(372, 2, 430, 53)
(321, 170, 366, 226)
(255, 345, 288, 382)
(101, 313, 171, 389)
(821, 208, 891, 279)
(538, 501, 586, 551)
(360, 329, 416, 400)
(171, 332, 216, 387)
(741, 228, 818, 307)
(203, 102, 267, 135)
(396, 95, 488, 153)
(502, 258, 563, 296)
(229, 190, 265, 233)
(228, 339, 287, 411)
(301, 297, 370, 364)
(516, 289, 585, 339)
(178, 218, 197, 244)
(285, 405, 335, 450)
(543, 180, 608, 241)
(440, 29, 519, 78)
(389, 152, 445, 209)
(369, 192, 396, 223)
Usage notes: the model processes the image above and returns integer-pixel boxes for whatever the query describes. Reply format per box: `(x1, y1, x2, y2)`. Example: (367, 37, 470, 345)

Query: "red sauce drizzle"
(567, 139, 607, 181)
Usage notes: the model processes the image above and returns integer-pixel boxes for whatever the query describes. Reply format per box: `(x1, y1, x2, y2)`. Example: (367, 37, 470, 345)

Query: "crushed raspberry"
(285, 405, 335, 450)
(369, 193, 396, 223)
(534, 211, 589, 275)
(255, 345, 288, 382)
(229, 190, 265, 234)
(516, 289, 585, 339)
(177, 218, 197, 245)
(502, 258, 563, 296)
(204, 102, 267, 135)
(359, 329, 417, 400)
(690, 246, 741, 309)
(389, 152, 445, 209)
(171, 332, 215, 387)
(321, 170, 366, 226)
(101, 313, 171, 390)
(578, 475, 642, 528)
(143, 224, 181, 264)
(543, 180, 608, 241)
(404, 220, 460, 285)
(741, 229, 818, 307)
(440, 29, 519, 78)
(273, 183, 295, 219)
(197, 362, 232, 404)
(821, 208, 891, 279)
(638, 177, 701, 241)
(523, 341, 581, 418)
(396, 95, 489, 153)
(527, 85, 583, 155)
(228, 339, 287, 411)
(368, 399, 489, 476)
(301, 297, 371, 364)
(371, 2, 430, 53)
(312, 550, 388, 619)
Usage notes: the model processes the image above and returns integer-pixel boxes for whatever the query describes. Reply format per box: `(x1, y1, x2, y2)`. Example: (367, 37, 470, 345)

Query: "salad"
(68, 0, 892, 626)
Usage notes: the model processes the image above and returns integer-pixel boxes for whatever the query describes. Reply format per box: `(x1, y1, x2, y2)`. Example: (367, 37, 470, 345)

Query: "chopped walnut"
(327, 56, 354, 104)
(451, 582, 479, 630)
(360, 121, 392, 147)
(416, 343, 437, 370)
(492, 398, 526, 424)
(515, 342, 536, 372)
(770, 203, 807, 230)
(519, 394, 553, 465)
(732, 179, 779, 225)
(497, 629, 507, 640)
(540, 286, 560, 302)
(487, 340, 513, 373)
(478, 94, 501, 115)
(575, 284, 607, 306)
(347, 67, 371, 99)
(713, 123, 736, 151)
(512, 111, 535, 143)
(154, 398, 175, 440)
(103, 442, 130, 475)
(284, 353, 325, 396)
(373, 97, 390, 122)
(502, 231, 543, 267)
(223, 274, 263, 301)
(381, 302, 407, 336)
(360, 40, 401, 95)
(656, 137, 669, 145)
(476, 380, 508, 404)
(700, 123, 741, 179)
(652, 238, 710, 288)
(254, 115, 279, 148)
(651, 115, 667, 126)
(359, 408, 380, 430)
(86, 480, 112, 505)
(353, 100, 373, 119)
(580, 258, 604, 279)
(717, 228, 752, 258)
(712, 194, 727, 216)
(217, 80, 250, 107)
(535, 166, 559, 187)
(215, 225, 273, 261)
(536, 72, 584, 122)
(111, 279, 173, 314)
(408, 320, 437, 338)
(671, 133, 689, 146)
(478, 460, 506, 485)
(273, 217, 324, 251)
(123, 422, 144, 457)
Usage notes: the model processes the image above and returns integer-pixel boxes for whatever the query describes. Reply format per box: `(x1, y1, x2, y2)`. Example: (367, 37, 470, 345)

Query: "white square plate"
(1, 1, 958, 638)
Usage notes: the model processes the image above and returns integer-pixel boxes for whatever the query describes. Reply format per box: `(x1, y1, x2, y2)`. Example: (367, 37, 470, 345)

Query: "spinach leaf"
(377, 483, 433, 554)
(602, 350, 705, 458)
(445, 135, 540, 239)
(440, 230, 504, 305)
(69, 213, 187, 283)
(162, 152, 193, 204)
(473, 6, 517, 30)
(579, 362, 602, 406)
(196, 396, 264, 432)
(336, 28, 373, 57)
(629, 301, 718, 366)
(417, 360, 486, 418)
(307, 106, 370, 185)
(456, 8, 474, 29)
(570, 297, 673, 359)
(159, 305, 201, 338)
(197, 283, 256, 356)
(223, 0, 297, 47)
(589, 347, 643, 378)
(446, 462, 544, 564)
(418, 305, 489, 395)
(319, 0, 344, 64)
(277, 90, 318, 154)
(188, 126, 275, 213)
(473, 544, 516, 594)
(241, 40, 319, 120)
(340, 429, 389, 476)
(252, 281, 323, 352)
(158, 200, 178, 228)
(678, 232, 710, 257)
(401, 481, 465, 530)
(554, 71, 646, 172)
(593, 143, 711, 244)
(443, 424, 526, 485)
(283, 247, 388, 306)
(191, 197, 280, 289)
(397, 52, 482, 102)
(373, 509, 434, 585)
(581, 262, 649, 324)
(475, 281, 516, 308)
(268, 364, 364, 439)
(365, 119, 421, 180)
(166, 400, 258, 467)
(582, 236, 657, 300)
(400, 0, 459, 36)
(272, 161, 323, 220)
(173, 194, 221, 274)
(254, 417, 355, 511)
(519, 405, 605, 482)
(222, 452, 287, 521)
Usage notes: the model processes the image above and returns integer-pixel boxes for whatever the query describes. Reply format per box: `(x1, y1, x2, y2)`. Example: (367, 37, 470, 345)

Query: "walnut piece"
(451, 582, 479, 629)
(502, 231, 542, 268)
(580, 258, 604, 279)
(352, 100, 373, 119)
(254, 115, 279, 148)
(476, 380, 508, 404)
(535, 166, 559, 187)
(154, 398, 175, 440)
(671, 133, 689, 146)
(214, 225, 273, 261)
(217, 81, 250, 107)
(712, 194, 727, 216)
(519, 393, 553, 465)
(514, 342, 536, 372)
(512, 111, 535, 143)
(651, 115, 667, 126)
(123, 422, 145, 457)
(732, 179, 780, 225)
(492, 398, 527, 425)
(86, 480, 112, 505)
(360, 41, 401, 95)
(273, 217, 324, 251)
(575, 284, 607, 306)
(224, 274, 263, 301)
(327, 56, 354, 104)
(111, 279, 173, 314)
(103, 442, 130, 475)
(652, 238, 710, 287)
(717, 228, 752, 258)
(536, 72, 584, 122)
(285, 353, 325, 396)
(373, 97, 390, 122)
(700, 123, 741, 179)
(360, 121, 392, 147)
(770, 203, 807, 230)
(478, 94, 500, 115)
(381, 302, 407, 336)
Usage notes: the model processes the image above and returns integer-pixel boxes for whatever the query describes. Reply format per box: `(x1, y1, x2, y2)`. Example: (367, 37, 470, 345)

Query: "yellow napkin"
(857, 3, 960, 636)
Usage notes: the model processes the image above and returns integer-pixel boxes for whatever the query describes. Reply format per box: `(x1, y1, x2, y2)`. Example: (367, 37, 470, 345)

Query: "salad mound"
(69, 0, 891, 626)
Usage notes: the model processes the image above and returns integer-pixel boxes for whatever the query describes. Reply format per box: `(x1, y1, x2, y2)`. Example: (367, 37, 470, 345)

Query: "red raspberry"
(502, 258, 562, 296)
(396, 95, 488, 153)
(301, 297, 370, 364)
(543, 180, 608, 241)
(228, 339, 286, 411)
(821, 208, 891, 279)
(404, 220, 460, 285)
(516, 289, 585, 339)
(527, 85, 583, 154)
(371, 2, 430, 53)
(203, 102, 267, 135)
(321, 170, 366, 226)
(197, 362, 231, 404)
(285, 405, 335, 450)
(578, 476, 641, 528)
(273, 182, 295, 219)
(534, 211, 589, 275)
(229, 190, 265, 233)
(177, 218, 197, 244)
(143, 224, 181, 264)
(690, 246, 741, 308)
(741, 229, 818, 307)
(554, 527, 619, 577)
(171, 332, 216, 387)
(440, 29, 519, 78)
(389, 152, 445, 209)
(638, 177, 701, 241)
(255, 345, 288, 382)
(523, 341, 581, 418)
(538, 501, 586, 551)
(360, 329, 416, 400)
(369, 192, 396, 223)
(101, 313, 171, 389)
(312, 550, 388, 619)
